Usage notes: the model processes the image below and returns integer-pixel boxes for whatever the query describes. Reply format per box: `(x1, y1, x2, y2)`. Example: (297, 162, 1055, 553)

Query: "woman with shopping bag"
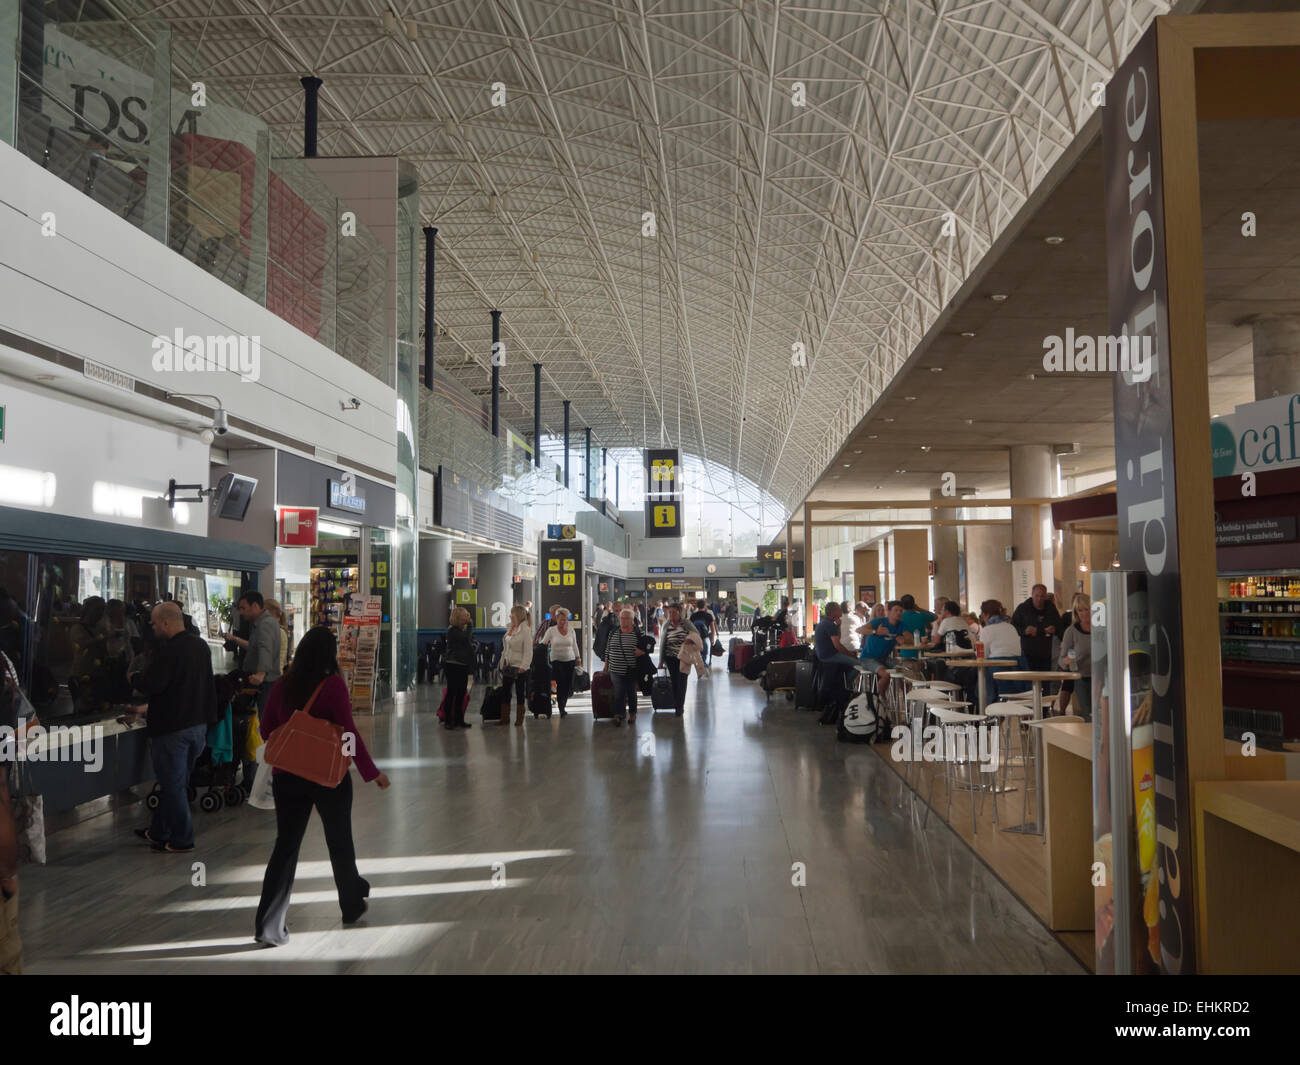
(253, 626, 389, 947)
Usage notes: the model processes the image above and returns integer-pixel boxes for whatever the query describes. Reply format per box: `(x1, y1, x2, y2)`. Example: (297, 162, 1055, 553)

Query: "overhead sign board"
(648, 566, 684, 574)
(453, 561, 470, 579)
(547, 523, 577, 539)
(645, 497, 682, 539)
(645, 448, 681, 494)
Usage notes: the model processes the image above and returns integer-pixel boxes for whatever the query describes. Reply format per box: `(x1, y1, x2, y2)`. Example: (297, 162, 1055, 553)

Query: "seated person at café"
(860, 600, 904, 699)
(896, 594, 936, 662)
(978, 599, 1027, 695)
(813, 603, 860, 707)
(928, 600, 977, 704)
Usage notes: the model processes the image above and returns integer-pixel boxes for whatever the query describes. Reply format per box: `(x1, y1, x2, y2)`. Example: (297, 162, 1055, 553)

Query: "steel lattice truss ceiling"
(90, 0, 1170, 509)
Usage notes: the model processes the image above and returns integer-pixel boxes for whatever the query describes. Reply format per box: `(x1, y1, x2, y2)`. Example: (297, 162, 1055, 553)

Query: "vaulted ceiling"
(71, 0, 1177, 509)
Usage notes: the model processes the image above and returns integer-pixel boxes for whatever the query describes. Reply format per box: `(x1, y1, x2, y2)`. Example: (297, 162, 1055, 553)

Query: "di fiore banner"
(1104, 24, 1193, 974)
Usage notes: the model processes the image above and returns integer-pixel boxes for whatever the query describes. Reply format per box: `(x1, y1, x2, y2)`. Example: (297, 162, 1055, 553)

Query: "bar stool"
(923, 703, 983, 834)
(986, 701, 1034, 821)
(904, 688, 952, 788)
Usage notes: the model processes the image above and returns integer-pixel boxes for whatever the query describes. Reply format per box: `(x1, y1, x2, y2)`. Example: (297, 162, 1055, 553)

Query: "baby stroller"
(143, 702, 245, 814)
(145, 668, 249, 813)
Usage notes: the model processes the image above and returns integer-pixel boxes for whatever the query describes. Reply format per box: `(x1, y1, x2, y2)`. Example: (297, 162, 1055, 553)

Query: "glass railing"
(8, 13, 391, 387)
(419, 390, 629, 557)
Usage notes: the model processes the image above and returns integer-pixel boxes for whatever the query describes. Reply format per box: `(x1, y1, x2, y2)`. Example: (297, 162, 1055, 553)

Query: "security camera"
(212, 409, 230, 435)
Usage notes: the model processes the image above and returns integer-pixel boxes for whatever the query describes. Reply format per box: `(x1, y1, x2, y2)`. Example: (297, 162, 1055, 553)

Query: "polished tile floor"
(18, 669, 1085, 974)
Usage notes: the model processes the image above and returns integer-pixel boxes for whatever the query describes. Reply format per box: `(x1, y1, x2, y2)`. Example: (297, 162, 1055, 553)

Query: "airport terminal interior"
(2, 0, 1300, 979)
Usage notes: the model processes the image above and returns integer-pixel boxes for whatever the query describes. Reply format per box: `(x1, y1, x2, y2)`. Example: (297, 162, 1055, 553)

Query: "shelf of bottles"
(1218, 573, 1300, 663)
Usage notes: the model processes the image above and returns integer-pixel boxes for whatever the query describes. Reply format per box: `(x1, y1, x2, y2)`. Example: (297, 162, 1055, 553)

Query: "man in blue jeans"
(813, 603, 860, 714)
(124, 602, 217, 853)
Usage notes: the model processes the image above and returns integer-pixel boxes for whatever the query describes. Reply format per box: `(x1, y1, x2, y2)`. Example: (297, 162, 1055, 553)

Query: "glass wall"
(8, 8, 391, 386)
(0, 549, 241, 724)
(606, 447, 784, 558)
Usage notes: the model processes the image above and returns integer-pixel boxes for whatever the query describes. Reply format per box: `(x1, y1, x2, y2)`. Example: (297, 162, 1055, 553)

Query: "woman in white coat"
(500, 605, 533, 726)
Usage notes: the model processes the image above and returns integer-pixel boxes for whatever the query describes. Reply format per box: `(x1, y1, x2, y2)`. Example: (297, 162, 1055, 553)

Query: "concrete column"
(476, 552, 513, 629)
(1009, 445, 1054, 598)
(1250, 315, 1300, 400)
(418, 537, 451, 628)
(930, 487, 960, 607)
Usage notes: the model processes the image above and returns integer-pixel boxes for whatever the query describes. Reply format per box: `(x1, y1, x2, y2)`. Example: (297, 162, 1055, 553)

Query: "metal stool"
(922, 704, 982, 833)
(986, 701, 1034, 823)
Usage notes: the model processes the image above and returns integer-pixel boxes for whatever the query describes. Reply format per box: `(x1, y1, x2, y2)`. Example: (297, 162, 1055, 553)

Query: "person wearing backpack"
(689, 601, 718, 667)
(254, 626, 389, 947)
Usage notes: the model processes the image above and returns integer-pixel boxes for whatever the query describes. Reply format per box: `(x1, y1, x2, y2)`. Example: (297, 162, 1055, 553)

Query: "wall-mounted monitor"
(210, 473, 257, 521)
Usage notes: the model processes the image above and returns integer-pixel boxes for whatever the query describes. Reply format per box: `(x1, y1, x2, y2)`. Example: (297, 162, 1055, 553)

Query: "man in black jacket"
(1011, 584, 1063, 674)
(124, 602, 217, 853)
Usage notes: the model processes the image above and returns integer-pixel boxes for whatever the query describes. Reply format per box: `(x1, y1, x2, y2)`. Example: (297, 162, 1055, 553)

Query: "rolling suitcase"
(480, 682, 507, 721)
(762, 659, 798, 696)
(591, 671, 614, 720)
(650, 668, 676, 711)
(727, 637, 743, 672)
(795, 660, 819, 710)
(732, 643, 754, 675)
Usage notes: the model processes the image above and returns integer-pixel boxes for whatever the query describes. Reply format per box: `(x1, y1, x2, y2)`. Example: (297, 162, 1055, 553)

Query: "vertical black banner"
(1104, 24, 1194, 974)
(645, 448, 683, 538)
(539, 539, 584, 625)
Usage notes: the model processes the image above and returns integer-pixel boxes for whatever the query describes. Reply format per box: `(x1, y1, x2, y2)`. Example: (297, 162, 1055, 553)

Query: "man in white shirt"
(840, 601, 867, 656)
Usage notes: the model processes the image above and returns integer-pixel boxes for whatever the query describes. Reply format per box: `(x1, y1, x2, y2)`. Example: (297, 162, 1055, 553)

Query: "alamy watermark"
(151, 328, 262, 382)
(0, 724, 105, 772)
(1041, 328, 1152, 381)
(890, 720, 999, 773)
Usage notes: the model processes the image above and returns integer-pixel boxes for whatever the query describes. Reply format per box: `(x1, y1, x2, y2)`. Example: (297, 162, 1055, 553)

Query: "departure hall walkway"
(19, 674, 1082, 974)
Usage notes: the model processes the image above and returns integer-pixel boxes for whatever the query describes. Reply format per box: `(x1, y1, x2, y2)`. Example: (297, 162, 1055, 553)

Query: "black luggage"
(795, 659, 818, 710)
(650, 669, 676, 711)
(762, 659, 799, 693)
(480, 682, 507, 721)
(530, 685, 553, 718)
(743, 643, 809, 682)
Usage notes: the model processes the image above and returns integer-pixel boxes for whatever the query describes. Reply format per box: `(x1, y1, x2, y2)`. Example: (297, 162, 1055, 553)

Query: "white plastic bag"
(247, 746, 275, 810)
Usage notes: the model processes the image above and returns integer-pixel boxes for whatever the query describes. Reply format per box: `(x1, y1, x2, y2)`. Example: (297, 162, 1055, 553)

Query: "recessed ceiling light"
(842, 463, 851, 468)
(895, 468, 907, 474)
(929, 366, 943, 373)
(964, 418, 974, 425)
(874, 484, 883, 490)
(904, 396, 917, 401)
(960, 331, 976, 338)
(1027, 372, 1037, 380)
(867, 434, 878, 440)
(990, 293, 1009, 302)
(852, 448, 863, 454)
(1044, 235, 1065, 245)
(920, 446, 931, 452)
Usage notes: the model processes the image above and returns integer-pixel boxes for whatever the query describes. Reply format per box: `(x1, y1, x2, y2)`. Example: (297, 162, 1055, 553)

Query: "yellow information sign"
(653, 504, 677, 527)
(547, 574, 560, 586)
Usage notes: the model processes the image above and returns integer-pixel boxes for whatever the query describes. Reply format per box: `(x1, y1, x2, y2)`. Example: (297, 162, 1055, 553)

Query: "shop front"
(272, 451, 401, 702)
(0, 503, 269, 812)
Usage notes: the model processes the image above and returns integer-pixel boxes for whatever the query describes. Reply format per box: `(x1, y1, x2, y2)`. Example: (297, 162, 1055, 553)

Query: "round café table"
(992, 670, 1080, 836)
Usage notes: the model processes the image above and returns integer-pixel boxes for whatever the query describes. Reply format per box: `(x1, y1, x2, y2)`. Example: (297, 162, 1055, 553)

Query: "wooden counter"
(1195, 780, 1300, 974)
(1042, 721, 1094, 932)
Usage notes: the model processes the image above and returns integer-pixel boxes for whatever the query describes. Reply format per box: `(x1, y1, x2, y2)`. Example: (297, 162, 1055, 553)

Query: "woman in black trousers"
(254, 627, 389, 946)
(443, 606, 475, 730)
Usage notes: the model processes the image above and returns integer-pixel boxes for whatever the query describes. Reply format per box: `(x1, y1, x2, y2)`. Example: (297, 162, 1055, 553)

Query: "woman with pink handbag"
(254, 626, 389, 947)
